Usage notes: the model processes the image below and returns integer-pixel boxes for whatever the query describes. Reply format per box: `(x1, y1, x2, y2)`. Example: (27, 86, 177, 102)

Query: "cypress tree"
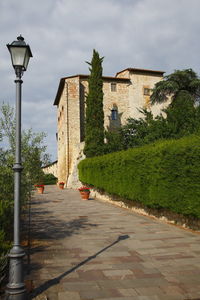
(84, 50, 105, 157)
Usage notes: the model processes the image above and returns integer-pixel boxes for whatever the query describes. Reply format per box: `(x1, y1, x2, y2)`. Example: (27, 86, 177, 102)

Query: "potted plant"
(78, 186, 90, 200)
(34, 184, 45, 194)
(58, 182, 65, 189)
(34, 172, 45, 194)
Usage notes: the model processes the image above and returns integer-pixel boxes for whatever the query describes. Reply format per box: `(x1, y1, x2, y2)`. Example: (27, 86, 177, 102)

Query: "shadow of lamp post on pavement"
(30, 235, 130, 299)
(6, 35, 33, 300)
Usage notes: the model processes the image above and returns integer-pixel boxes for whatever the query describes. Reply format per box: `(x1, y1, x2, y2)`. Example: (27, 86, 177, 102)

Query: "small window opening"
(111, 109, 118, 120)
(111, 82, 117, 92)
(144, 88, 151, 96)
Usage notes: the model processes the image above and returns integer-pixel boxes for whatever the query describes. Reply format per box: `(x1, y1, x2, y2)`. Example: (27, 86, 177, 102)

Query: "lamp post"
(6, 35, 32, 300)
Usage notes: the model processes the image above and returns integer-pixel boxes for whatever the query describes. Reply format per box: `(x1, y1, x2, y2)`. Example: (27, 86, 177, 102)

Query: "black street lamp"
(6, 35, 32, 300)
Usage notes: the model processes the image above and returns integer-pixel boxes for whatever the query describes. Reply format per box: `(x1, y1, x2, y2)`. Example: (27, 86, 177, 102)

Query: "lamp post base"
(6, 246, 27, 300)
(5, 290, 27, 300)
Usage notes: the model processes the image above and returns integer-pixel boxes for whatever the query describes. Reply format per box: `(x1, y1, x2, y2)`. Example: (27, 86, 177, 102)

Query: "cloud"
(1, 0, 200, 160)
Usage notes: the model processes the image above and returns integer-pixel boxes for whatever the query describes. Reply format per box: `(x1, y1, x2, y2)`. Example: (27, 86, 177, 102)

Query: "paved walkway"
(27, 185, 200, 300)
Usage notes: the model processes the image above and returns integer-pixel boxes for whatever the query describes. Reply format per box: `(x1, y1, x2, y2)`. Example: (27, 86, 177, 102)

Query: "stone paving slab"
(26, 185, 200, 300)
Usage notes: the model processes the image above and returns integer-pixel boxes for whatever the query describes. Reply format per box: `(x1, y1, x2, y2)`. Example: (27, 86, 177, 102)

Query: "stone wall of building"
(67, 142, 85, 189)
(42, 161, 58, 178)
(80, 78, 130, 131)
(117, 69, 166, 119)
(57, 84, 67, 182)
(103, 80, 130, 130)
(130, 72, 167, 117)
(59, 77, 81, 185)
(67, 77, 81, 185)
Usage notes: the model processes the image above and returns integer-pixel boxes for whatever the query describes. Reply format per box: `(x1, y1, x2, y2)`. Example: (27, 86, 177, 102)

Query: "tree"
(104, 130, 123, 153)
(150, 69, 200, 105)
(0, 103, 50, 253)
(0, 149, 14, 253)
(0, 103, 50, 186)
(119, 108, 165, 148)
(163, 90, 198, 138)
(150, 69, 200, 139)
(84, 50, 105, 157)
(105, 96, 200, 153)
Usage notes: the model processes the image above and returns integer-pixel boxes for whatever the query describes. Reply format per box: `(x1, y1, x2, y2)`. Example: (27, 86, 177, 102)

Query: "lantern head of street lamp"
(7, 35, 33, 74)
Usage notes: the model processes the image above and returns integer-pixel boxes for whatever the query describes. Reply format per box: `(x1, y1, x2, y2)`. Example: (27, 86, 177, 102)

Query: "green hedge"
(78, 135, 200, 218)
(43, 173, 57, 185)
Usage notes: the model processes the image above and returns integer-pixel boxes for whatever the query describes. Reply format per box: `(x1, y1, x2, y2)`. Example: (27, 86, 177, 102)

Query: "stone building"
(53, 68, 165, 187)
(42, 160, 58, 178)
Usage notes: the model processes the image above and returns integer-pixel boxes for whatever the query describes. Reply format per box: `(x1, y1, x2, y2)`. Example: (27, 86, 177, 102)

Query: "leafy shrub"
(0, 103, 50, 257)
(0, 154, 14, 250)
(43, 173, 57, 185)
(78, 134, 200, 218)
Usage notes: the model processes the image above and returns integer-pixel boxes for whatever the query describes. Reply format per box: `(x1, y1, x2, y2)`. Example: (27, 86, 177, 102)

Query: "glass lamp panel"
(23, 49, 30, 70)
(10, 47, 26, 67)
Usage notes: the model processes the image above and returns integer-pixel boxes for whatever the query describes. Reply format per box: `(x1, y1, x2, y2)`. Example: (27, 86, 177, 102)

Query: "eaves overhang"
(116, 68, 165, 77)
(53, 74, 130, 106)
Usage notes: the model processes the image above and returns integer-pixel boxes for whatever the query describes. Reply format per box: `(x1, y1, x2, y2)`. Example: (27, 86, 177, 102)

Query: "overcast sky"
(1, 0, 200, 161)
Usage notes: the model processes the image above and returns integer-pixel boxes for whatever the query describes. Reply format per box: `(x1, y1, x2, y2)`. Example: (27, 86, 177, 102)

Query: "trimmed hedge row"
(78, 135, 200, 218)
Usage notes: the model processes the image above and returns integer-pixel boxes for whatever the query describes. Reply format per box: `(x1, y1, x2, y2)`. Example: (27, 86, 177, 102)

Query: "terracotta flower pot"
(59, 184, 64, 189)
(79, 191, 90, 200)
(36, 186, 44, 194)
